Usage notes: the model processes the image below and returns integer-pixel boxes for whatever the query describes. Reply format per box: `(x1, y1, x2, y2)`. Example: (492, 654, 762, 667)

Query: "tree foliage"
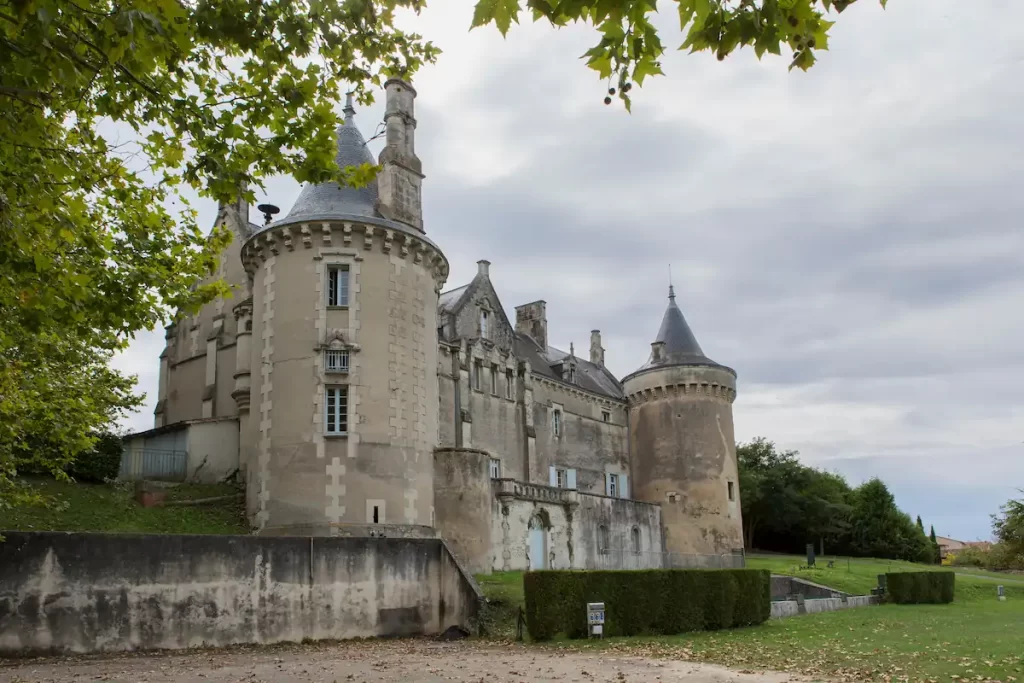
(0, 0, 439, 504)
(472, 0, 890, 109)
(738, 437, 932, 562)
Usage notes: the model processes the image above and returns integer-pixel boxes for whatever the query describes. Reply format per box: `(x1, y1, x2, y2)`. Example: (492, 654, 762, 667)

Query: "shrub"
(884, 571, 955, 604)
(523, 568, 771, 641)
(67, 432, 123, 483)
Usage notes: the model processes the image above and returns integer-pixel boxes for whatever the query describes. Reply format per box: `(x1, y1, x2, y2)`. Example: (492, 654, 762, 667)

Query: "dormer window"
(568, 365, 576, 384)
(480, 309, 489, 339)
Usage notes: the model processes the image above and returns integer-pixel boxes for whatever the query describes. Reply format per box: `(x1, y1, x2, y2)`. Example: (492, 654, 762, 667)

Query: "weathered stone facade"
(141, 80, 744, 574)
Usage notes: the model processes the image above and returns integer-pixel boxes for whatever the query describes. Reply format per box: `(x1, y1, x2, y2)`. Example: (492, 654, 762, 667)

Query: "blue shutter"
(549, 466, 557, 487)
(567, 469, 577, 490)
(621, 474, 629, 499)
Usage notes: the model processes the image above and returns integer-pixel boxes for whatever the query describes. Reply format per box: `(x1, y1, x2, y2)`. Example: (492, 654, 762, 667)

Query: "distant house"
(936, 536, 992, 559)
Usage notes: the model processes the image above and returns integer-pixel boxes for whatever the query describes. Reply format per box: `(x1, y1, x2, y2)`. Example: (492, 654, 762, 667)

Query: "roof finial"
(668, 264, 675, 301)
(343, 91, 356, 120)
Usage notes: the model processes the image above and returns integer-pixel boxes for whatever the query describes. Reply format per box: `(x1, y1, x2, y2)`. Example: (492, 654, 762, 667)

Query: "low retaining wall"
(771, 575, 848, 600)
(0, 531, 481, 655)
(771, 594, 878, 619)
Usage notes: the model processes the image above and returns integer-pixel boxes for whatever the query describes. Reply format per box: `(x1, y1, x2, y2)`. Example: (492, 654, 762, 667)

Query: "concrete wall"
(433, 448, 493, 575)
(0, 532, 481, 655)
(771, 595, 878, 619)
(575, 492, 663, 570)
(624, 364, 743, 555)
(771, 575, 848, 600)
(241, 219, 448, 532)
(186, 418, 240, 482)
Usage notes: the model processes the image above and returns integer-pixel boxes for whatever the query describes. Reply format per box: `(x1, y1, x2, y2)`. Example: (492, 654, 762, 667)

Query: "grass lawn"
(477, 562, 1024, 681)
(0, 477, 249, 535)
(747, 554, 1023, 595)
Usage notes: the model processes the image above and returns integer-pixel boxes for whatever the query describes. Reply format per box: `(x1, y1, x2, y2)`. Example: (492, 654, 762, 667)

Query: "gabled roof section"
(515, 333, 624, 400)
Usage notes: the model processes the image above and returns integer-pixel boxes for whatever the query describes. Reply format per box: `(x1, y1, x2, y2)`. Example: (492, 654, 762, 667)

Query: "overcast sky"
(114, 0, 1024, 541)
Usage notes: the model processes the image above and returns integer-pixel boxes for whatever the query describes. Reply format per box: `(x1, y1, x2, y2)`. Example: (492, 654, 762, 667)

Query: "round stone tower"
(238, 82, 449, 533)
(622, 286, 742, 557)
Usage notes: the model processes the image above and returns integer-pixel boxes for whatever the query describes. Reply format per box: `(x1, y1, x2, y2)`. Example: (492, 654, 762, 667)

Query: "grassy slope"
(479, 560, 1024, 681)
(747, 554, 1021, 595)
(0, 478, 248, 535)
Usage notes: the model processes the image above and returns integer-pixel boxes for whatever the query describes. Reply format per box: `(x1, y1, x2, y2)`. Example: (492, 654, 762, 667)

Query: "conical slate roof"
(632, 286, 726, 373)
(278, 98, 380, 224)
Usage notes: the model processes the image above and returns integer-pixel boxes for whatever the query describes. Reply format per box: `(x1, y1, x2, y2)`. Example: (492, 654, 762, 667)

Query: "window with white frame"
(505, 369, 514, 399)
(325, 385, 348, 435)
(324, 348, 349, 373)
(556, 468, 567, 489)
(489, 458, 501, 479)
(608, 473, 619, 498)
(490, 363, 499, 395)
(552, 409, 562, 436)
(327, 265, 350, 307)
(480, 309, 489, 338)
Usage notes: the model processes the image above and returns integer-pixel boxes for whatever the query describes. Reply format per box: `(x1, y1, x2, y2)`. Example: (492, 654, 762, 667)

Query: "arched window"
(631, 527, 641, 554)
(598, 525, 610, 554)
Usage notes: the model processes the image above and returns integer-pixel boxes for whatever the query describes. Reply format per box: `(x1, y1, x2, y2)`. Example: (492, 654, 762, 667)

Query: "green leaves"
(472, 0, 523, 35)
(470, 0, 892, 107)
(0, 0, 441, 509)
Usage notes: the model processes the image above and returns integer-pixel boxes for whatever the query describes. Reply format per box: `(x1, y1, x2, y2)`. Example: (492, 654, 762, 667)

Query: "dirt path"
(0, 639, 796, 683)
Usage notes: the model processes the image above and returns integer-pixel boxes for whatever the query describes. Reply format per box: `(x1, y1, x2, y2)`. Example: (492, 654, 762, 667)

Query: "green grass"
(476, 571, 527, 640)
(478, 561, 1024, 681)
(747, 554, 1024, 597)
(0, 477, 249, 535)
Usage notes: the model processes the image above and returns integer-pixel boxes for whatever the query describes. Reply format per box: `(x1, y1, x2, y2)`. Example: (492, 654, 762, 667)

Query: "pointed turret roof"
(628, 285, 732, 376)
(269, 95, 380, 227)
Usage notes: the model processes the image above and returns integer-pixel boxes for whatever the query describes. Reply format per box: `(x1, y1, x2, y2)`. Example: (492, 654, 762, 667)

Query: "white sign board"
(587, 602, 605, 638)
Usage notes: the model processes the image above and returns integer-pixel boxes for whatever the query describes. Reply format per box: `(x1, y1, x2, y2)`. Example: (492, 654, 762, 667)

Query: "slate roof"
(514, 333, 625, 400)
(277, 101, 379, 224)
(629, 286, 732, 376)
(438, 284, 470, 313)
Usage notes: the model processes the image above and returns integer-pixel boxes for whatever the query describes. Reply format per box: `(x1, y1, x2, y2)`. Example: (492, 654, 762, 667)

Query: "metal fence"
(119, 448, 188, 482)
(590, 547, 746, 571)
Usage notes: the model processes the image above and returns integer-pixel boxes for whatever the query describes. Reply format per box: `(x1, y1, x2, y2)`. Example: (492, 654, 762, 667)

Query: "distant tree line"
(738, 437, 938, 563)
(949, 491, 1024, 571)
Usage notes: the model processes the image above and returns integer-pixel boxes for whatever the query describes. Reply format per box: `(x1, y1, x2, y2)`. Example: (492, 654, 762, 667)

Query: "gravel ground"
(0, 640, 797, 683)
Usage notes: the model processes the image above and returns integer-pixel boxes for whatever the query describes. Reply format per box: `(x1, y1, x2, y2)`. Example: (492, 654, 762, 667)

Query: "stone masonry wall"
(0, 532, 480, 655)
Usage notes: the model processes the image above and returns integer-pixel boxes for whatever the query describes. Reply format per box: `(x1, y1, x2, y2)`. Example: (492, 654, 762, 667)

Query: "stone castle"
(126, 80, 744, 573)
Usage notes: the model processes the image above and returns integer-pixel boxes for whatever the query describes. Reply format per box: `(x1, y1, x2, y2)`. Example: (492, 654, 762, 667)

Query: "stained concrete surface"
(0, 640, 798, 683)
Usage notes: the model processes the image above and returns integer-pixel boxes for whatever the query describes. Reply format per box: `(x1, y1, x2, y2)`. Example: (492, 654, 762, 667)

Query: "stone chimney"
(590, 330, 604, 367)
(376, 79, 424, 232)
(515, 300, 547, 350)
(477, 259, 490, 277)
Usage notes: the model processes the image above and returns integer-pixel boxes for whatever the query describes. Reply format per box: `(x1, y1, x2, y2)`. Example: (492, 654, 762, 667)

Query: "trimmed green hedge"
(884, 571, 955, 604)
(523, 569, 771, 641)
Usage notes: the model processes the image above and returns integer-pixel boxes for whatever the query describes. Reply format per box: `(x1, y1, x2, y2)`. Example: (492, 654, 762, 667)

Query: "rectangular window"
(505, 369, 514, 399)
(552, 409, 562, 436)
(473, 360, 483, 391)
(608, 473, 619, 498)
(324, 349, 349, 373)
(480, 310, 489, 338)
(601, 410, 610, 422)
(325, 386, 348, 435)
(490, 364, 498, 395)
(489, 458, 501, 479)
(556, 468, 567, 489)
(327, 265, 350, 307)
(728, 481, 735, 501)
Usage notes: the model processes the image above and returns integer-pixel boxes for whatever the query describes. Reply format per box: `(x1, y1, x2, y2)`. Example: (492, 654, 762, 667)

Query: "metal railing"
(119, 448, 188, 482)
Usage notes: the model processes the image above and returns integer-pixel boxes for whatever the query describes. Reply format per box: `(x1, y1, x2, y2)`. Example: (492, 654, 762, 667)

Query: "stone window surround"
(326, 263, 351, 308)
(324, 384, 349, 436)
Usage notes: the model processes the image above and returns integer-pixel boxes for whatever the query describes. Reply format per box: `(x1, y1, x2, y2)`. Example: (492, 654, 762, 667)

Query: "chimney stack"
(376, 79, 424, 232)
(590, 330, 604, 367)
(515, 301, 547, 350)
(477, 259, 490, 277)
